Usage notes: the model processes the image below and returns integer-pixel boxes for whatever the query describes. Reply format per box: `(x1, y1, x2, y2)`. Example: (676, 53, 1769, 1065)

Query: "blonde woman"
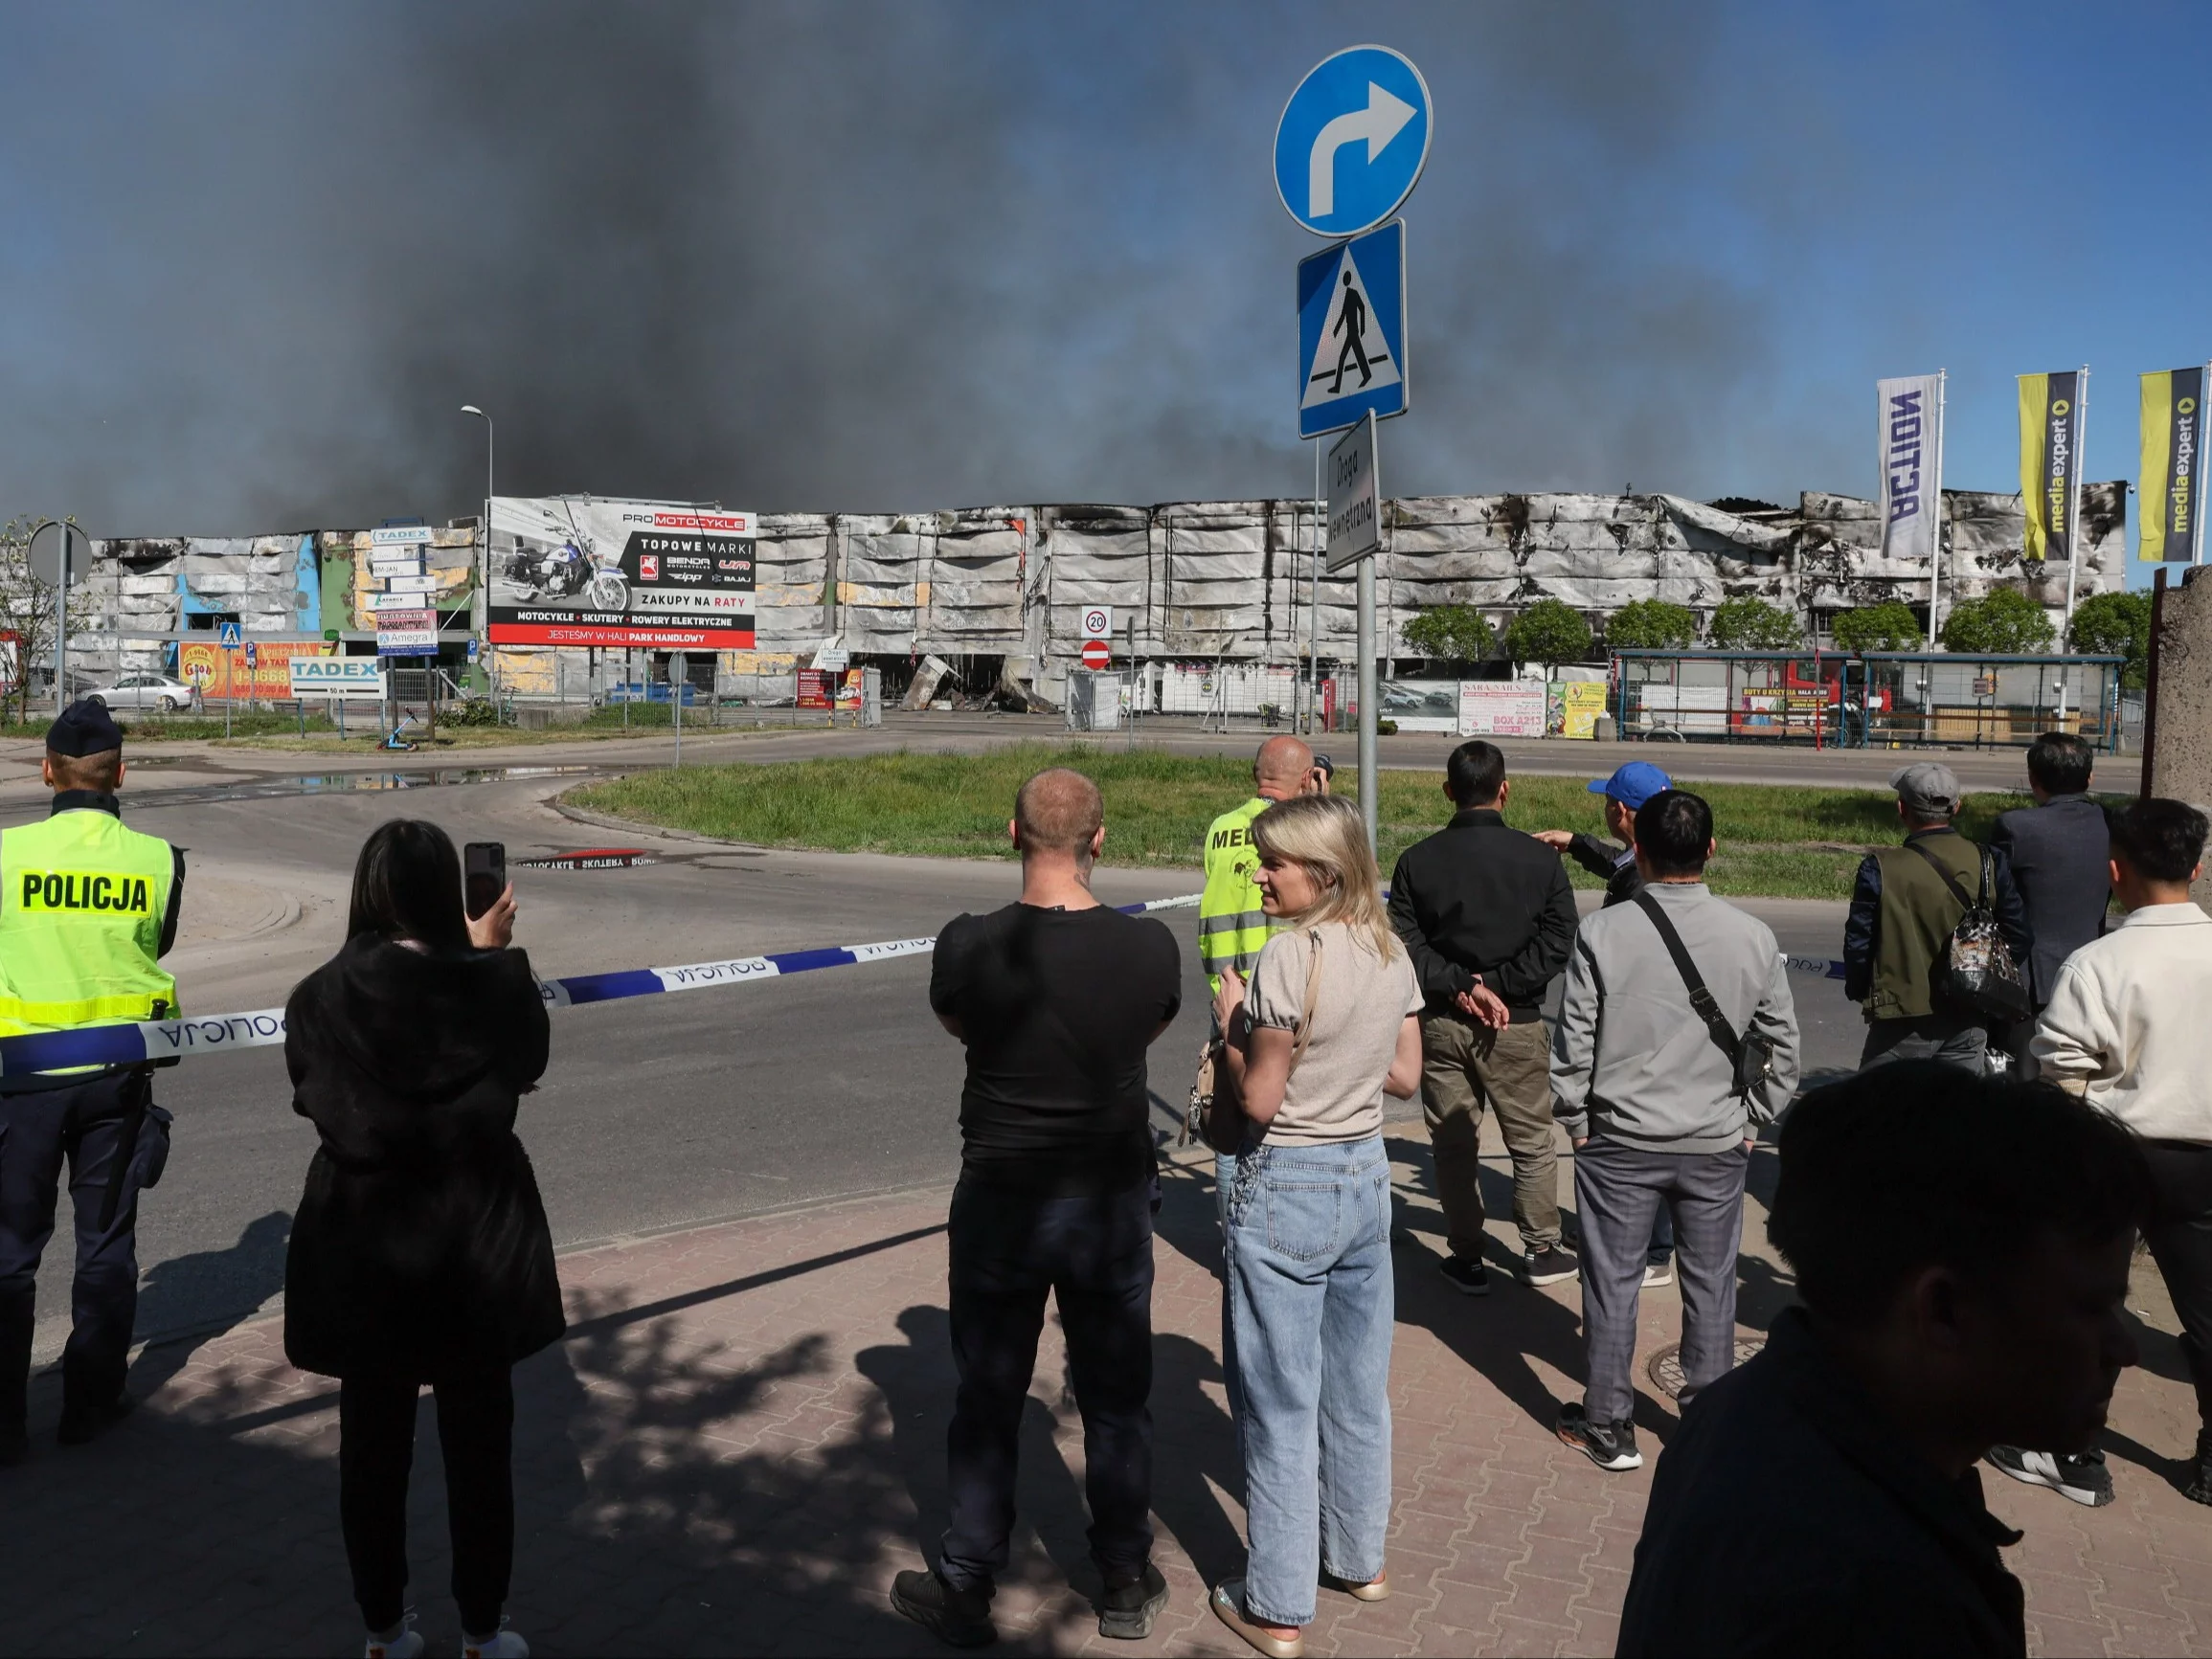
(1207, 794, 1424, 1658)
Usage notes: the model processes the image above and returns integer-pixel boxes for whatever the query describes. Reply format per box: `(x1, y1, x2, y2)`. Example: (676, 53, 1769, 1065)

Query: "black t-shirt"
(930, 901, 1182, 1194)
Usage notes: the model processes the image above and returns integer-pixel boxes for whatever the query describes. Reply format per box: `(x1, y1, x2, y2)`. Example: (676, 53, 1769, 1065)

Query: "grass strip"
(569, 743, 2054, 901)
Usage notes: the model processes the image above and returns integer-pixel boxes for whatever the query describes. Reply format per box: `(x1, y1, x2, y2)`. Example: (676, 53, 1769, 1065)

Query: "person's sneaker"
(1642, 1259, 1676, 1289)
(892, 1568, 997, 1648)
(363, 1611, 422, 1659)
(0, 1421, 27, 1468)
(1097, 1562, 1170, 1640)
(1436, 1256, 1490, 1297)
(56, 1394, 137, 1446)
(461, 1623, 528, 1659)
(2182, 1433, 2212, 1507)
(1985, 1446, 2114, 1508)
(1556, 1401, 1643, 1471)
(1522, 1245, 1580, 1288)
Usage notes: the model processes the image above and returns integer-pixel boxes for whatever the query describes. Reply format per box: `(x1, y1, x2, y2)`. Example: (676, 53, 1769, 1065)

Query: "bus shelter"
(1610, 650, 2126, 751)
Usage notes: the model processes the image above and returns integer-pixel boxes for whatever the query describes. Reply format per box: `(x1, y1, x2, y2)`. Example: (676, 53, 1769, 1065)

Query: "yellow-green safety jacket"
(0, 795, 181, 1038)
(1200, 796, 1274, 993)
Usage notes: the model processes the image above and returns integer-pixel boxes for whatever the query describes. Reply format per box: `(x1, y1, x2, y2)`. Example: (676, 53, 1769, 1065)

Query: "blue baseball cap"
(1588, 761, 1672, 809)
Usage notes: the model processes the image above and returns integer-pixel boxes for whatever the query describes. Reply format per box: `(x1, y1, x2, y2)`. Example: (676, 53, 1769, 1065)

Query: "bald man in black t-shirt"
(892, 769, 1181, 1648)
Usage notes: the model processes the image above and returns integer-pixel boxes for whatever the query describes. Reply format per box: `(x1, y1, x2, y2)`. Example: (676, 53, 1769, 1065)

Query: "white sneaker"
(365, 1613, 423, 1659)
(462, 1623, 529, 1659)
(1642, 1261, 1675, 1289)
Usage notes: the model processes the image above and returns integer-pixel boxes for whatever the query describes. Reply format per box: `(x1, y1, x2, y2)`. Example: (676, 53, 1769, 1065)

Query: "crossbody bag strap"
(1906, 838, 1977, 912)
(1287, 928, 1324, 1078)
(1631, 890, 1742, 1069)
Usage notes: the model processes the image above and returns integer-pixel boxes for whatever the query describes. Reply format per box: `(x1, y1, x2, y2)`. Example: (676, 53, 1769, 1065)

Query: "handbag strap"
(1631, 890, 1742, 1070)
(1906, 838, 1981, 914)
(1286, 928, 1324, 1078)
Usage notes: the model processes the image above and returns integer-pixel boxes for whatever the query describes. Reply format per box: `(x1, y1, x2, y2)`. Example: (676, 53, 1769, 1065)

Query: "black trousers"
(2142, 1140, 2212, 1432)
(941, 1176, 1155, 1591)
(0, 1070, 167, 1426)
(339, 1369, 515, 1635)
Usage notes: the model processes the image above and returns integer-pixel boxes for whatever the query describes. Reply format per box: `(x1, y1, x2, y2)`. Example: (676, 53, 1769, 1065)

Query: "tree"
(1604, 598, 1697, 650)
(1829, 601, 1924, 655)
(1399, 603, 1496, 665)
(1939, 588, 2055, 655)
(1707, 595, 1802, 651)
(0, 517, 98, 726)
(1503, 598, 1594, 668)
(2068, 590, 2151, 687)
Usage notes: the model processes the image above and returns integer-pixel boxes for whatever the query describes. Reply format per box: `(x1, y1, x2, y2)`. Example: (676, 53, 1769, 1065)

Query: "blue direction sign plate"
(1275, 45, 1432, 237)
(1298, 220, 1406, 437)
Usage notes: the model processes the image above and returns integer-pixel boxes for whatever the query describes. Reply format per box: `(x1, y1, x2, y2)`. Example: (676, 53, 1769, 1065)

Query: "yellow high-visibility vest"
(1199, 796, 1274, 993)
(0, 808, 179, 1037)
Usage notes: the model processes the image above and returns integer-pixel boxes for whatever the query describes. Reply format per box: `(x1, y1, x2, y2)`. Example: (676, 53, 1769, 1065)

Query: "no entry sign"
(1081, 639, 1111, 670)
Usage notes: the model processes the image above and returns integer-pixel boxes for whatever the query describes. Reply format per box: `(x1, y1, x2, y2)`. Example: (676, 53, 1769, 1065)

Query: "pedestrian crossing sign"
(1297, 218, 1406, 438)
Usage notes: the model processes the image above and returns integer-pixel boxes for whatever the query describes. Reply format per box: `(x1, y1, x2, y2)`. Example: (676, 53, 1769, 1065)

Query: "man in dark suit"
(1991, 732, 2110, 1073)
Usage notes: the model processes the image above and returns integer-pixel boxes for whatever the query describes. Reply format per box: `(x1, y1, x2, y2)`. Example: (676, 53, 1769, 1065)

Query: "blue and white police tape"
(0, 893, 1209, 1078)
(0, 891, 1852, 1079)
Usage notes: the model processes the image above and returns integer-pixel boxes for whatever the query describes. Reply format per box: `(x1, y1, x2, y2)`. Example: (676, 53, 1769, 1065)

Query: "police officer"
(0, 701, 184, 1464)
(1199, 735, 1328, 995)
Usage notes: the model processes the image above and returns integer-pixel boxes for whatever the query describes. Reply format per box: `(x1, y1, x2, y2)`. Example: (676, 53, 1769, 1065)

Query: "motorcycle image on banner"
(487, 495, 756, 649)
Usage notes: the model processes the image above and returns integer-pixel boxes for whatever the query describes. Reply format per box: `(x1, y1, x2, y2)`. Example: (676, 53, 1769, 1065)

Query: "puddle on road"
(126, 764, 605, 808)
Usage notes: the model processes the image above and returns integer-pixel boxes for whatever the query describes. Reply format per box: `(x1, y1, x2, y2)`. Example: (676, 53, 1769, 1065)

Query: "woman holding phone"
(282, 819, 552, 1659)
(1207, 794, 1424, 1658)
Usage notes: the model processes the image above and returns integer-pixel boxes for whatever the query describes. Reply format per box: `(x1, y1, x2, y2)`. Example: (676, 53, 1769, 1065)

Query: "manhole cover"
(1646, 1339, 1765, 1400)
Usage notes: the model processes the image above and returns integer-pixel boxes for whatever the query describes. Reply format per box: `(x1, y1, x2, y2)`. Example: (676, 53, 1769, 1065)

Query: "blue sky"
(0, 1, 2205, 546)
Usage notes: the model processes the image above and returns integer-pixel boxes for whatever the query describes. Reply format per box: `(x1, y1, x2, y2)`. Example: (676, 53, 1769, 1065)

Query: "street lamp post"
(462, 406, 494, 679)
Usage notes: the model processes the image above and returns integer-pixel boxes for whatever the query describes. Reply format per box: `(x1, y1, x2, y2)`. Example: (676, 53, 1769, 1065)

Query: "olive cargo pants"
(1417, 1012, 1562, 1257)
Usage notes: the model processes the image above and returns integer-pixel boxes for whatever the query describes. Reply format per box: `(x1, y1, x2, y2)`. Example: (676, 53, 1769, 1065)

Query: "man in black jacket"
(1990, 732, 2110, 1074)
(1388, 740, 1580, 1293)
(1619, 1062, 2148, 1656)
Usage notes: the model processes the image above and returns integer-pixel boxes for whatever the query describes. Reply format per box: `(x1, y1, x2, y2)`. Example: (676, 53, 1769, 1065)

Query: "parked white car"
(85, 671, 195, 713)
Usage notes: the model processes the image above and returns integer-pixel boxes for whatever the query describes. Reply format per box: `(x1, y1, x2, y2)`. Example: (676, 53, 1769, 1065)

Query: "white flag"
(1877, 375, 1942, 566)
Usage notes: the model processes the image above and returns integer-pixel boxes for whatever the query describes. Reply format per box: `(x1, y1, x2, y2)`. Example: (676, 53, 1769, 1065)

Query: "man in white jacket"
(2008, 797, 2212, 1510)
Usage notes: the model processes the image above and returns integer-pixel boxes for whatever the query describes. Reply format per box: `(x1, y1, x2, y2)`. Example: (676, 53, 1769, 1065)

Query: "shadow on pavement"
(126, 1207, 293, 1396)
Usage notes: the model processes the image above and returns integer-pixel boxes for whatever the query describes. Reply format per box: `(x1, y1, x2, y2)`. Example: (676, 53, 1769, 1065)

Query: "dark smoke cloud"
(0, 1, 1863, 533)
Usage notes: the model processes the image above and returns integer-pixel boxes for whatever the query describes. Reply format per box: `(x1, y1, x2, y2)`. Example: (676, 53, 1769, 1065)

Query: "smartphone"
(463, 841, 507, 921)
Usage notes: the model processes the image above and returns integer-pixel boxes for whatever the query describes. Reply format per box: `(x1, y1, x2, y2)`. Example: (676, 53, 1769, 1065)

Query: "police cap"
(47, 699, 124, 757)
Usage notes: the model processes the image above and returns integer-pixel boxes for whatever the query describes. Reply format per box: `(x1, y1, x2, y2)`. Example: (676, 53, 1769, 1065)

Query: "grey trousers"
(1573, 1137, 1749, 1425)
(1859, 1013, 1987, 1073)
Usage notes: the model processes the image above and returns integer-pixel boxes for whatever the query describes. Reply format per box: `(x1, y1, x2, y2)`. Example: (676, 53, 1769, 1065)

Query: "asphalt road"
(7, 751, 1872, 1368)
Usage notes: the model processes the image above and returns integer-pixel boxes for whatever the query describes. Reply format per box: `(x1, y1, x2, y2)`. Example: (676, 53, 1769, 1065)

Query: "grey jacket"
(1990, 794, 2110, 1006)
(1551, 882, 1801, 1153)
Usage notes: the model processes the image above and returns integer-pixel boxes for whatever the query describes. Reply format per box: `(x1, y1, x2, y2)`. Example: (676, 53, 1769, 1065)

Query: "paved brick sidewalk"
(6, 1134, 2210, 1656)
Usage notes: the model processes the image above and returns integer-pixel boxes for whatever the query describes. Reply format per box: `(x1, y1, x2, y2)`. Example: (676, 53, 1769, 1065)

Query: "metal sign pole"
(1357, 554, 1379, 848)
(1927, 370, 1948, 647)
(2197, 361, 2211, 569)
(53, 527, 69, 715)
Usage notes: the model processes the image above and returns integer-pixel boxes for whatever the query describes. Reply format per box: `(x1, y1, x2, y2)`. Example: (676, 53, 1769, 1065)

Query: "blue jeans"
(1218, 1136, 1393, 1627)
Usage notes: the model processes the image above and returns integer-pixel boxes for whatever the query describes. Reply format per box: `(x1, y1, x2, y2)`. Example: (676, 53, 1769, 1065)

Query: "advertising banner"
(1456, 682, 1546, 737)
(1555, 679, 1609, 739)
(2139, 367, 2207, 563)
(2018, 371, 2084, 562)
(289, 657, 387, 700)
(1877, 374, 1942, 567)
(1379, 679, 1460, 732)
(487, 496, 756, 649)
(374, 610, 439, 656)
(177, 639, 332, 700)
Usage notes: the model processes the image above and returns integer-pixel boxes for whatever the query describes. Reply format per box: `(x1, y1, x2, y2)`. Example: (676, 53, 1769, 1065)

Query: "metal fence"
(1611, 651, 2128, 751)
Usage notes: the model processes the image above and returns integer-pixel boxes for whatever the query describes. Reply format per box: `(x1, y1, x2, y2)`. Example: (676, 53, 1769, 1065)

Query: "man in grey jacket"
(1550, 791, 1800, 1472)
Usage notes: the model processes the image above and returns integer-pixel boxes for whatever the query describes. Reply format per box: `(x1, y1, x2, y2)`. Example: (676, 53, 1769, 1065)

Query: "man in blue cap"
(1538, 760, 1680, 1288)
(1535, 761, 1673, 909)
(0, 699, 185, 1464)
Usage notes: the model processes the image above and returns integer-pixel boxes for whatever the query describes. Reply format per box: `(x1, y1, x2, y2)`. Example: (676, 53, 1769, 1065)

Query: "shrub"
(1504, 598, 1594, 668)
(1829, 602, 1924, 654)
(2068, 590, 2151, 687)
(1708, 595, 1802, 651)
(1400, 603, 1496, 665)
(1605, 598, 1698, 650)
(1940, 588, 2056, 655)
